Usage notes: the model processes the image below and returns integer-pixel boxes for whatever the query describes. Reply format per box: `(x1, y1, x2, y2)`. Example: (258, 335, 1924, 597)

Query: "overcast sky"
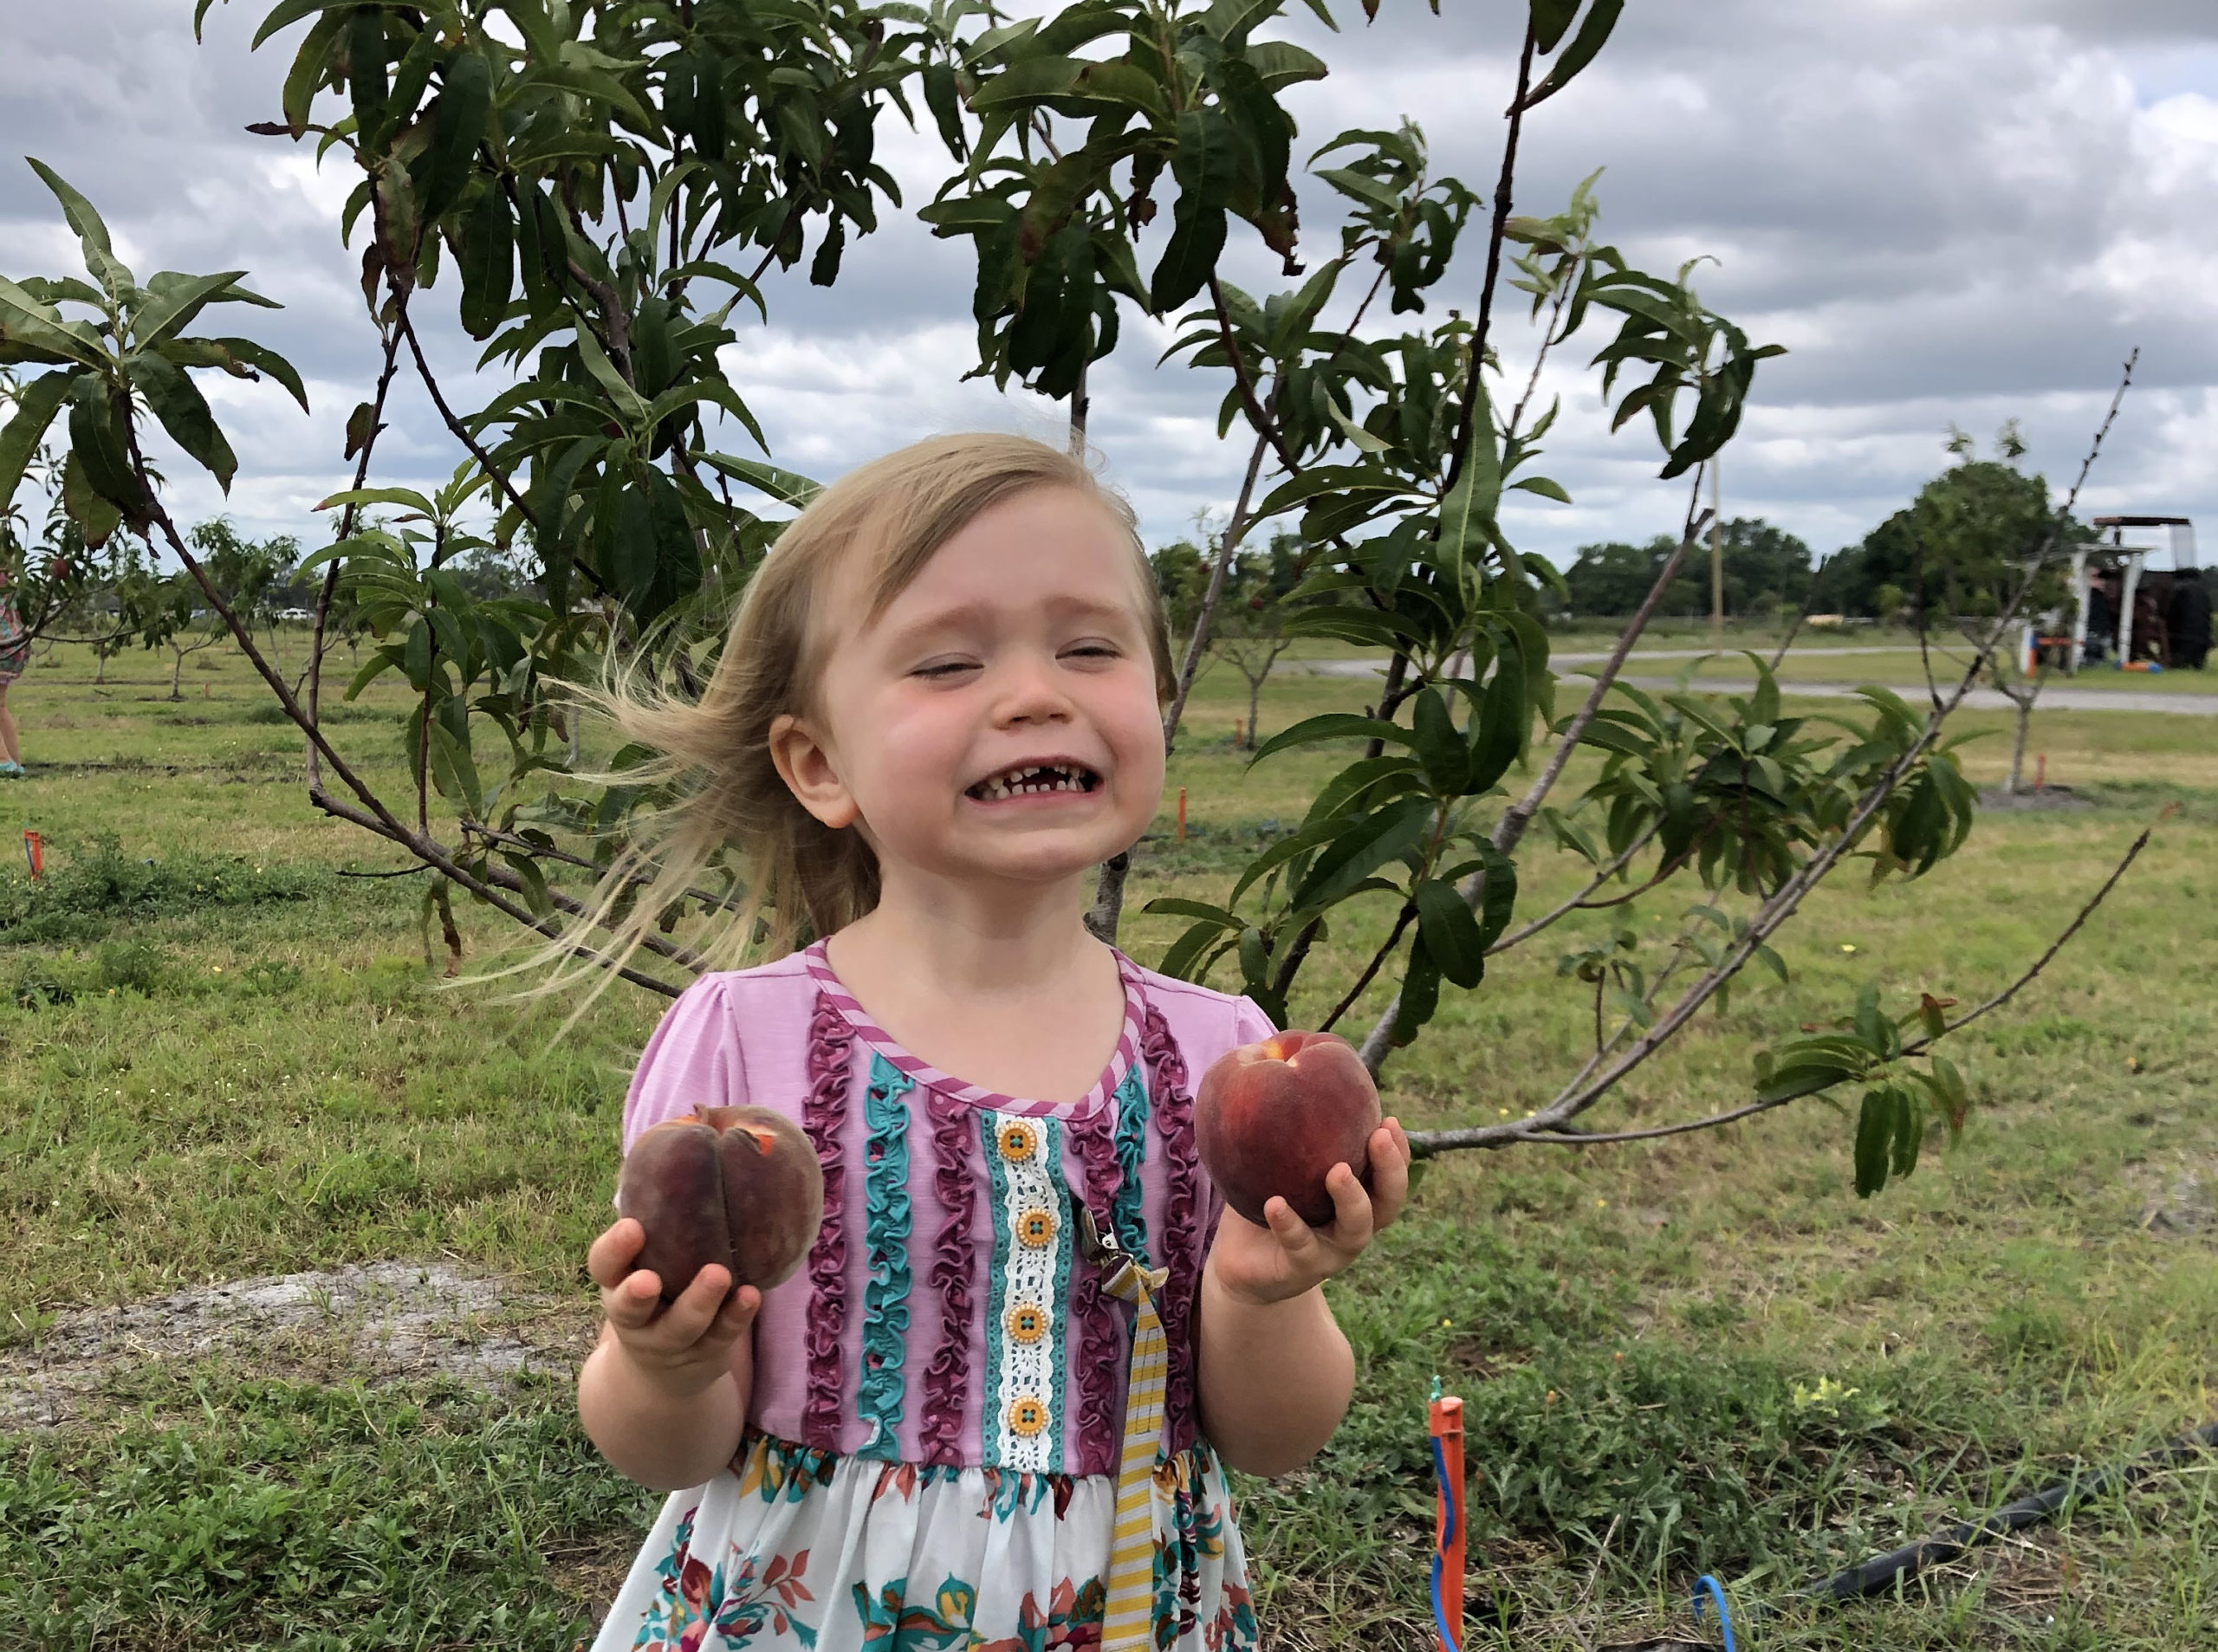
(4, 1, 2215, 568)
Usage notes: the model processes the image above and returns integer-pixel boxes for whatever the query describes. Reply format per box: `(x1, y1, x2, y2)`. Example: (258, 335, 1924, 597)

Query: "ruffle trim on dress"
(801, 991, 853, 1450)
(919, 1084, 979, 1465)
(1141, 996, 1207, 1449)
(856, 1053, 915, 1457)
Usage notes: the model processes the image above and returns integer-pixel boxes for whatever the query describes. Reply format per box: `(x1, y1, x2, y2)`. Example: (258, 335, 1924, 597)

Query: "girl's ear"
(769, 712, 861, 830)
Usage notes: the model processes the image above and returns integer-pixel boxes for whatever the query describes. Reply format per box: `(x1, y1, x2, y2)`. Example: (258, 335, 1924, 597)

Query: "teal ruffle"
(857, 1054, 913, 1457)
(1111, 1065, 1151, 1256)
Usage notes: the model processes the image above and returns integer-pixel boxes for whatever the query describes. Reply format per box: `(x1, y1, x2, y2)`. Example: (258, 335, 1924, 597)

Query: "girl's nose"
(993, 651, 1073, 724)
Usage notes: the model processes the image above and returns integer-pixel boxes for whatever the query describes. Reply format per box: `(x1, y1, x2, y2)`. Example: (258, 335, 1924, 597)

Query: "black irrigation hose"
(1806, 1418, 2218, 1602)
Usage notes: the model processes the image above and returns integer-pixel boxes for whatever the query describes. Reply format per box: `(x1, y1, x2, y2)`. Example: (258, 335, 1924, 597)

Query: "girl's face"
(772, 485, 1166, 900)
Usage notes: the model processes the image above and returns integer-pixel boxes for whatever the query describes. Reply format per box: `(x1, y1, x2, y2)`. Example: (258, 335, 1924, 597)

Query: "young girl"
(578, 434, 1411, 1652)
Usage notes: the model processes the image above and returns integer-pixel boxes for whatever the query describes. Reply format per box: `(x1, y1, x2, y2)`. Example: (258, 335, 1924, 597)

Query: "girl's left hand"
(1207, 1117, 1412, 1307)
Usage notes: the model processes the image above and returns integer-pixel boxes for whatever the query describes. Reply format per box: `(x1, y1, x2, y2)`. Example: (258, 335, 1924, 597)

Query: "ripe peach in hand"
(1194, 1031, 1383, 1228)
(617, 1105, 825, 1301)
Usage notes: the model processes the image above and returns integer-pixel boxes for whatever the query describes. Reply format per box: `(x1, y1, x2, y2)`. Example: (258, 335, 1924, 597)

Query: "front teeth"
(975, 765, 1093, 801)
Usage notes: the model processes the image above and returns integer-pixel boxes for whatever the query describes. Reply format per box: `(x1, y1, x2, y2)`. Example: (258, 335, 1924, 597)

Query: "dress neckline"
(801, 939, 1144, 1121)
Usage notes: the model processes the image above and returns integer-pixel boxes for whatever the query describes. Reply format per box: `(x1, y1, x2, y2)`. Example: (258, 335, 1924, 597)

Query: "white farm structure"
(2029, 515, 2199, 673)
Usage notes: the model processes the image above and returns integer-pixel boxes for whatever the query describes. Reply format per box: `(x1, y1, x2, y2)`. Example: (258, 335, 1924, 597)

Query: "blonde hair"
(537, 433, 1175, 1001)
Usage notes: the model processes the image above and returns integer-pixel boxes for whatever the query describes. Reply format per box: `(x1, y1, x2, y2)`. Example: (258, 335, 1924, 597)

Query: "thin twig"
(395, 302, 537, 528)
(1485, 823, 1663, 956)
(1163, 424, 1271, 750)
(1316, 904, 1416, 1034)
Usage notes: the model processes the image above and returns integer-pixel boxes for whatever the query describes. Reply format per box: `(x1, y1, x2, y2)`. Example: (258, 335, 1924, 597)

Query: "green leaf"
(1437, 377, 1501, 575)
(420, 51, 492, 221)
(1390, 938, 1442, 1048)
(127, 351, 238, 491)
(1466, 636, 1528, 794)
(131, 270, 256, 350)
(1853, 1086, 1895, 1198)
(60, 450, 123, 547)
(26, 159, 123, 281)
(1508, 474, 1572, 503)
(1410, 686, 1468, 794)
(1467, 840, 1519, 950)
(1151, 200, 1227, 314)
(1249, 712, 1413, 764)
(0, 369, 77, 509)
(968, 55, 1085, 110)
(1414, 878, 1484, 989)
(1141, 897, 1242, 928)
(1159, 919, 1229, 983)
(1290, 795, 1433, 910)
(1529, 0, 1581, 53)
(1891, 1084, 1924, 1179)
(692, 451, 822, 509)
(1522, 0, 1624, 109)
(0, 275, 106, 369)
(1242, 40, 1330, 91)
(67, 375, 145, 516)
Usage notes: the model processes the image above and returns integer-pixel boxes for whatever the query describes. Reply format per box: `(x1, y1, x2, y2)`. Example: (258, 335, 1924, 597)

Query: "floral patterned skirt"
(591, 1433, 1257, 1651)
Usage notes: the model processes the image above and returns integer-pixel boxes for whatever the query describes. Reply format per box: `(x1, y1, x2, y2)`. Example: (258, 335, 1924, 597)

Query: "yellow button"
(1006, 1302, 1047, 1344)
(1016, 1207, 1056, 1247)
(997, 1120, 1039, 1163)
(1008, 1394, 1048, 1437)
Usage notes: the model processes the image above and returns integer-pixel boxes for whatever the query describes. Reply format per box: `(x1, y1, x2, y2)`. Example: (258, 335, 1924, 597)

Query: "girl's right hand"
(587, 1216, 761, 1399)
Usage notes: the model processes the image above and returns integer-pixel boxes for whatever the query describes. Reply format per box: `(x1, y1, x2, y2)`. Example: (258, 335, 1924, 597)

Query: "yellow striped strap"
(1093, 1236, 1170, 1652)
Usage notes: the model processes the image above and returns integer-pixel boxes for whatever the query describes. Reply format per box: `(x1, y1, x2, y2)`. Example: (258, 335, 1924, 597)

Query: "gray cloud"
(2, 2, 2214, 567)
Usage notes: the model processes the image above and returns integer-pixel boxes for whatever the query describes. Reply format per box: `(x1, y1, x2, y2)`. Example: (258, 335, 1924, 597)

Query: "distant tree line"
(1553, 435, 2091, 623)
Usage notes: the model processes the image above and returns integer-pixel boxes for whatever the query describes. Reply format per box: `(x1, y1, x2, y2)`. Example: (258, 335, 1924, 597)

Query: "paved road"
(1286, 656, 2218, 716)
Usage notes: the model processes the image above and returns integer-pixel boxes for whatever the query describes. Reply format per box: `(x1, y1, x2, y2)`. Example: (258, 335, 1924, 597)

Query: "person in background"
(2166, 568, 2211, 671)
(2084, 570, 2119, 664)
(0, 567, 26, 778)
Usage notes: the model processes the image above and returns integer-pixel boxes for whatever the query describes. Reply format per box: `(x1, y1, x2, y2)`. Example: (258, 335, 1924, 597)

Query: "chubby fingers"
(1322, 1160, 1377, 1247)
(1367, 1118, 1412, 1228)
(587, 1216, 647, 1291)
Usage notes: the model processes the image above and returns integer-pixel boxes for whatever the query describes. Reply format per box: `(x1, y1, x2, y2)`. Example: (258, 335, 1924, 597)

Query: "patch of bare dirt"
(0, 1260, 587, 1430)
(1978, 784, 2096, 811)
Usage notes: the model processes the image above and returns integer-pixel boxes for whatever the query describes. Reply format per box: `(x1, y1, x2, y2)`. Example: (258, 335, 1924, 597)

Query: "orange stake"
(1177, 787, 1187, 841)
(23, 831, 43, 880)
(1430, 1393, 1465, 1652)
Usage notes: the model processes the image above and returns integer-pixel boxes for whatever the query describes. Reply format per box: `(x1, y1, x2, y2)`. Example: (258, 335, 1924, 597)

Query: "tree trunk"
(169, 645, 185, 700)
(1246, 674, 1263, 751)
(2008, 694, 2032, 794)
(94, 648, 107, 686)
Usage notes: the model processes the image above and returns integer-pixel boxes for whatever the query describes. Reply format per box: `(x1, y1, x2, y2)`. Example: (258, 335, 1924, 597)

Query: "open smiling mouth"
(966, 762, 1102, 801)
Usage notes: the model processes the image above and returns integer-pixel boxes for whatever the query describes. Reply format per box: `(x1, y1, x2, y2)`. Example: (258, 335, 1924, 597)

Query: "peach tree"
(0, 0, 2151, 1193)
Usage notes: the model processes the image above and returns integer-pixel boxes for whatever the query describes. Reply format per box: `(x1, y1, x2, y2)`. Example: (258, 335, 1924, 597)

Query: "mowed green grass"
(2, 634, 2215, 1649)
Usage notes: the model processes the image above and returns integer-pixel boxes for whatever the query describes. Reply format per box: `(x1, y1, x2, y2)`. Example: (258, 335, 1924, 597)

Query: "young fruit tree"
(0, 0, 2159, 1199)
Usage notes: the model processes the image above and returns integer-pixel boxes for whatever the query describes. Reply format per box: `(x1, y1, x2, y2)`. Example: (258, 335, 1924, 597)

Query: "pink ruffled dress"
(589, 942, 1274, 1652)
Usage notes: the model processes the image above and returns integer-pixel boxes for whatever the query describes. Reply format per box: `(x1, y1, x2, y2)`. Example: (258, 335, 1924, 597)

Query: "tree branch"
(1358, 469, 1714, 1072)
(395, 301, 537, 529)
(1409, 808, 2161, 1156)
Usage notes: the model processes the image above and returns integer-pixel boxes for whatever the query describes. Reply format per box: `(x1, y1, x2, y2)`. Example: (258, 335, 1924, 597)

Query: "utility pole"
(1709, 456, 1724, 645)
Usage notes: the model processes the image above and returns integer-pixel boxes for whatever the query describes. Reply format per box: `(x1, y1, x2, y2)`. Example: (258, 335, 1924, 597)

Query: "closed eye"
(911, 659, 980, 680)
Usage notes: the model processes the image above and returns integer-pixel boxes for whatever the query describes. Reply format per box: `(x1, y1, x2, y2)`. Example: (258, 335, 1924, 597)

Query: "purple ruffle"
(919, 1086, 979, 1465)
(1068, 1092, 1128, 1475)
(800, 991, 853, 1450)
(1142, 997, 1207, 1450)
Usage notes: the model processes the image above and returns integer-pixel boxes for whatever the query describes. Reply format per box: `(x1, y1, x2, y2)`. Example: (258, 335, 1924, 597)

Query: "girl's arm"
(1195, 1270, 1354, 1477)
(577, 1217, 761, 1491)
(1192, 1120, 1411, 1478)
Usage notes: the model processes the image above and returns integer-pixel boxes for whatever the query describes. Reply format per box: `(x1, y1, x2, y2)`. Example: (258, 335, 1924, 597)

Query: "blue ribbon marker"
(1693, 1574, 1736, 1652)
(1430, 1431, 1461, 1652)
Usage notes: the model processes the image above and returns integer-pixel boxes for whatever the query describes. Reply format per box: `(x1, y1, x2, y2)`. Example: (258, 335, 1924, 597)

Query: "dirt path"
(0, 1261, 583, 1430)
